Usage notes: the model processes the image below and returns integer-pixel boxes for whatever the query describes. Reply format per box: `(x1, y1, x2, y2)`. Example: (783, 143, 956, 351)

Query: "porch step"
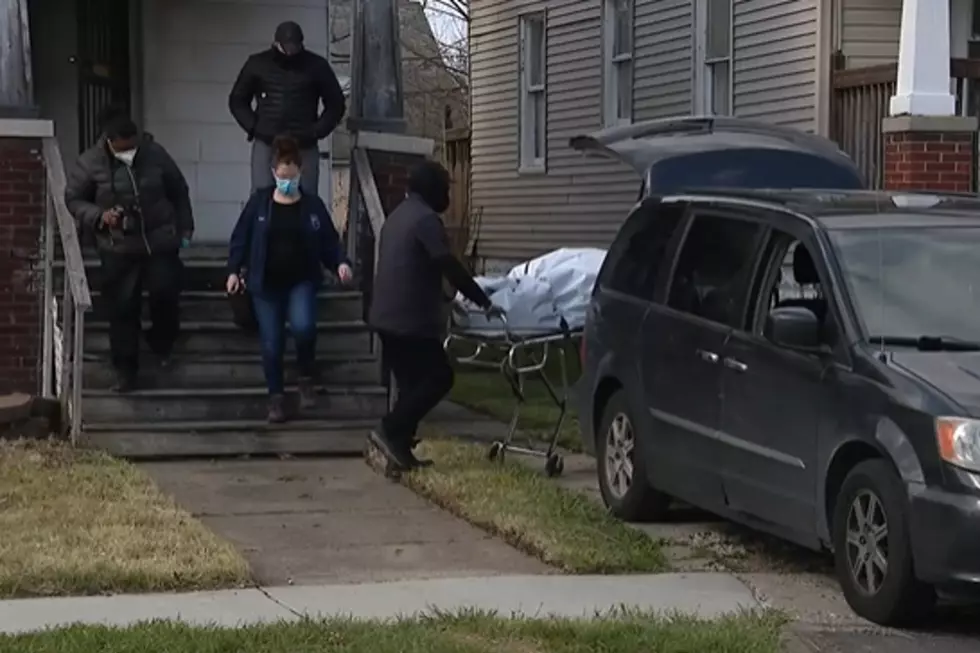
(84, 320, 373, 355)
(82, 353, 381, 390)
(82, 418, 375, 459)
(65, 290, 363, 323)
(83, 385, 388, 423)
(54, 257, 350, 293)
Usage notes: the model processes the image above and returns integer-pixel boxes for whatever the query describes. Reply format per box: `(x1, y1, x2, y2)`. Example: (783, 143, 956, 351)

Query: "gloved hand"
(484, 303, 505, 320)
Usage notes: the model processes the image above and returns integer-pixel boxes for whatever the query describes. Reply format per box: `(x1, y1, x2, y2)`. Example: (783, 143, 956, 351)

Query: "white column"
(889, 0, 955, 116)
(0, 0, 34, 111)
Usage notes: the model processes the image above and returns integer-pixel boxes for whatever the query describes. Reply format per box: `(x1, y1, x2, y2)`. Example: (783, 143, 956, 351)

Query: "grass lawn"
(405, 439, 666, 574)
(0, 610, 787, 653)
(447, 340, 584, 451)
(0, 440, 251, 598)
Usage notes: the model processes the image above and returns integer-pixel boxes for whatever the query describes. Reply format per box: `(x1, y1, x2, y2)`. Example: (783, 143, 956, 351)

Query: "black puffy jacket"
(228, 48, 346, 148)
(64, 134, 194, 255)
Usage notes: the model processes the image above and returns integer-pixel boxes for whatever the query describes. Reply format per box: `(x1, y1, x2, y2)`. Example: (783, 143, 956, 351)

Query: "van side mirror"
(765, 306, 821, 350)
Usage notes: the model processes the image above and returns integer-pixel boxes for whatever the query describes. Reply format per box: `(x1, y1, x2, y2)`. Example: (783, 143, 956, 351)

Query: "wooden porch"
(831, 56, 980, 189)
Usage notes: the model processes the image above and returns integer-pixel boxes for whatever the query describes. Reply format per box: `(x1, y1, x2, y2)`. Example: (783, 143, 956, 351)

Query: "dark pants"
(379, 332, 454, 448)
(252, 281, 318, 395)
(100, 252, 183, 376)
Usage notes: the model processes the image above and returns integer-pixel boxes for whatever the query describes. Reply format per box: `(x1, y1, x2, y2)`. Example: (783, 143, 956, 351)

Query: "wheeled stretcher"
(444, 315, 581, 477)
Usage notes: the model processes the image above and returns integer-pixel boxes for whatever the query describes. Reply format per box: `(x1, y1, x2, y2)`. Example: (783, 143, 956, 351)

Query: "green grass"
(0, 439, 251, 598)
(404, 439, 666, 574)
(0, 610, 788, 653)
(447, 340, 584, 451)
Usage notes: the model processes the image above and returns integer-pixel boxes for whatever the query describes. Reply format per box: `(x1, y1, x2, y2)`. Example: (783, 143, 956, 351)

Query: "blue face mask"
(275, 176, 300, 196)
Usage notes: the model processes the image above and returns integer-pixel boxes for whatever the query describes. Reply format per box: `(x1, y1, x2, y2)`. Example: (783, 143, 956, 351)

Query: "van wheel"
(832, 460, 935, 626)
(596, 390, 670, 522)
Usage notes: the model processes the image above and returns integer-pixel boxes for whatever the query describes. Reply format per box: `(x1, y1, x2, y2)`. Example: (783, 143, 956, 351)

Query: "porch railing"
(831, 57, 980, 188)
(40, 138, 92, 444)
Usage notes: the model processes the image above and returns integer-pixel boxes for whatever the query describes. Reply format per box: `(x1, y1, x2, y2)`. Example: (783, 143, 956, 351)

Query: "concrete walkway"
(140, 457, 548, 586)
(0, 573, 760, 635)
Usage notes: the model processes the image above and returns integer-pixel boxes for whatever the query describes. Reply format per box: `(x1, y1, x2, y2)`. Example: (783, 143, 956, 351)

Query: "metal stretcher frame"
(444, 315, 581, 477)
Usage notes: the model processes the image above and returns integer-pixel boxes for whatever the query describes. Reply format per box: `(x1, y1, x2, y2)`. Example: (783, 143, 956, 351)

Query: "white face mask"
(114, 149, 137, 166)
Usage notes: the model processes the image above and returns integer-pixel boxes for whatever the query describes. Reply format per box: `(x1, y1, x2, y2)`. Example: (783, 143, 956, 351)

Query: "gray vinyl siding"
(470, 0, 637, 262)
(733, 0, 818, 131)
(837, 0, 901, 68)
(470, 0, 698, 262)
(633, 0, 693, 121)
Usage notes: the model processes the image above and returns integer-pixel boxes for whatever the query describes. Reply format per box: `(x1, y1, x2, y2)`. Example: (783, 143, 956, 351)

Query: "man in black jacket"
(368, 161, 503, 470)
(229, 21, 346, 194)
(65, 108, 194, 392)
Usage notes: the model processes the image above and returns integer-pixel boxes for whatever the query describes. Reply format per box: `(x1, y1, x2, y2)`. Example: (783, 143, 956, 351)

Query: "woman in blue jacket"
(226, 135, 353, 423)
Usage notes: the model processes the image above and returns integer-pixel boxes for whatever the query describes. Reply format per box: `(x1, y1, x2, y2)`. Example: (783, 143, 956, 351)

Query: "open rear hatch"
(569, 116, 866, 192)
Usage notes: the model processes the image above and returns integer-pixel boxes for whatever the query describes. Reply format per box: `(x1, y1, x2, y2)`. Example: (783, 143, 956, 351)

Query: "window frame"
(518, 11, 547, 174)
(602, 0, 634, 127)
(662, 205, 769, 330)
(693, 0, 734, 116)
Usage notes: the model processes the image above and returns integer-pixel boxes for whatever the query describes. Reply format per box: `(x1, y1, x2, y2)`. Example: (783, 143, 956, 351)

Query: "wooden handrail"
(41, 137, 92, 309)
(833, 57, 980, 90)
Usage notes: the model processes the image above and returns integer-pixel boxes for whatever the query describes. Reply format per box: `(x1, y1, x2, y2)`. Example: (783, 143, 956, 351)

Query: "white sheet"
(452, 247, 607, 336)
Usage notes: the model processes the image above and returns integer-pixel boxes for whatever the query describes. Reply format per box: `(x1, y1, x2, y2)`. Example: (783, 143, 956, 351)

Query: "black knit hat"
(274, 21, 304, 55)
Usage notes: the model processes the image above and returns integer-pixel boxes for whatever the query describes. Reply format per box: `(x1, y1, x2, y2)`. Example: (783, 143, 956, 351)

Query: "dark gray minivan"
(574, 118, 980, 627)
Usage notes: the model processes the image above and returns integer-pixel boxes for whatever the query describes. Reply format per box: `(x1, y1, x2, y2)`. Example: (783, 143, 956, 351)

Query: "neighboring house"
(469, 0, 980, 268)
(25, 0, 463, 242)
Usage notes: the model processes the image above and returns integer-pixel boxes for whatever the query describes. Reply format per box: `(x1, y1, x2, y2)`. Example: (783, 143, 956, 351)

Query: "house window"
(603, 0, 634, 126)
(519, 12, 546, 172)
(701, 0, 732, 115)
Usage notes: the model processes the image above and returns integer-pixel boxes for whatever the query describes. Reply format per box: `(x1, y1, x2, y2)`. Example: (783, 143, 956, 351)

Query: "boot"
(297, 377, 317, 410)
(267, 393, 287, 423)
(111, 370, 137, 394)
(368, 429, 414, 470)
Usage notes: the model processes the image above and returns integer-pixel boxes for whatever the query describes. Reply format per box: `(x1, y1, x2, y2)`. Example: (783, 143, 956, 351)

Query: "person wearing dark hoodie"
(229, 20, 346, 195)
(368, 160, 503, 471)
(64, 106, 194, 392)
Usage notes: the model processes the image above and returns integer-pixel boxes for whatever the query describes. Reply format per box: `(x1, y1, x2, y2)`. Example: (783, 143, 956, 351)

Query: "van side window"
(666, 213, 765, 328)
(601, 202, 686, 302)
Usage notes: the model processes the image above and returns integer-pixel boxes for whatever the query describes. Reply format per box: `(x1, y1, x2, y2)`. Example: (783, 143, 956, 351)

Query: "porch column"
(0, 118, 53, 394)
(889, 0, 955, 116)
(0, 0, 36, 117)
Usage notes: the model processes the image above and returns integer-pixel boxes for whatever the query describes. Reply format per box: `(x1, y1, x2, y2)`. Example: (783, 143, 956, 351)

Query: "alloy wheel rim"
(845, 489, 890, 595)
(604, 413, 635, 500)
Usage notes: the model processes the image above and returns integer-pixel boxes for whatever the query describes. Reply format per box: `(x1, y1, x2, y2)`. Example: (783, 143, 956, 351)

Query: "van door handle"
(724, 357, 748, 372)
(696, 349, 719, 364)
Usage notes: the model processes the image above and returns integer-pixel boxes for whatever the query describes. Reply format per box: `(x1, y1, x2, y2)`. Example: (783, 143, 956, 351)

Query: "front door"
(76, 0, 130, 151)
(643, 207, 766, 510)
(717, 234, 833, 542)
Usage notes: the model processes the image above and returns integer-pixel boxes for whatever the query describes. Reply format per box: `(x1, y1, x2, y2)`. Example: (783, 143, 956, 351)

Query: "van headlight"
(936, 417, 980, 472)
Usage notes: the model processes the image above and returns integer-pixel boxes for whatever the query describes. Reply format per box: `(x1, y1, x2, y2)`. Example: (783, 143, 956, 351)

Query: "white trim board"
(352, 131, 434, 157)
(0, 119, 55, 138)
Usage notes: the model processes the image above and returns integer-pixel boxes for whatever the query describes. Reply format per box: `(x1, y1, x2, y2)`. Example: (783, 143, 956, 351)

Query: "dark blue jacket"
(227, 188, 348, 294)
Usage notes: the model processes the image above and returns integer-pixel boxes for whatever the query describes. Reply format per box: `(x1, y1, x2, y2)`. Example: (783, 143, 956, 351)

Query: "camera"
(115, 202, 143, 234)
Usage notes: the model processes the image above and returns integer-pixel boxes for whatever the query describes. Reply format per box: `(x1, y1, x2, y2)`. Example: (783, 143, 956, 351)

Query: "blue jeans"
(251, 281, 317, 395)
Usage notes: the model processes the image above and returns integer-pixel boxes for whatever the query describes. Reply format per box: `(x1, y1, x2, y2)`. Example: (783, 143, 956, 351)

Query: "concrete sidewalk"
(0, 573, 760, 635)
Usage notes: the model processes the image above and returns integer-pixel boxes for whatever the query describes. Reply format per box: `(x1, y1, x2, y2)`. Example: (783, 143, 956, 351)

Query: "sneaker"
(111, 372, 137, 394)
(297, 377, 317, 409)
(267, 394, 287, 423)
(368, 429, 413, 470)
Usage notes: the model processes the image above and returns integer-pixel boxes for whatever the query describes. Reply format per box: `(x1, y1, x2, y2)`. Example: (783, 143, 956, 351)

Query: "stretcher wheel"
(545, 453, 564, 478)
(488, 441, 503, 461)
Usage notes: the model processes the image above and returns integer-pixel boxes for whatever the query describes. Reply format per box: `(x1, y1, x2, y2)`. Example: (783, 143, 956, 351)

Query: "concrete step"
(82, 353, 381, 390)
(82, 385, 388, 423)
(82, 418, 374, 459)
(63, 290, 363, 323)
(84, 320, 373, 355)
(55, 257, 356, 294)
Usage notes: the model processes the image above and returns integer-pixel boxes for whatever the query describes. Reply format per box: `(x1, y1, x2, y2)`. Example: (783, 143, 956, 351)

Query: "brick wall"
(882, 130, 976, 193)
(367, 150, 426, 215)
(0, 137, 44, 395)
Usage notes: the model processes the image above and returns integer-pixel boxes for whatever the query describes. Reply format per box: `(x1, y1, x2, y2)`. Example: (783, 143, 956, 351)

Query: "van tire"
(596, 390, 671, 522)
(832, 459, 935, 626)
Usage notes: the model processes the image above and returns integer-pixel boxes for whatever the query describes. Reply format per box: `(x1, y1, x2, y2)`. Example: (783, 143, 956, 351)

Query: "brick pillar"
(0, 121, 51, 395)
(367, 149, 427, 215)
(882, 115, 978, 192)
